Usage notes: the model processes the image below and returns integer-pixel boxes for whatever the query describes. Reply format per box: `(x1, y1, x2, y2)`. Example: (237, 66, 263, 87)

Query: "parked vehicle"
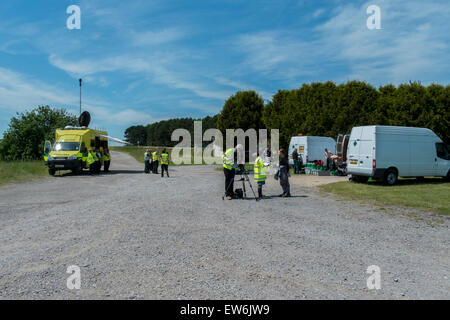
(347, 125, 450, 185)
(288, 135, 336, 165)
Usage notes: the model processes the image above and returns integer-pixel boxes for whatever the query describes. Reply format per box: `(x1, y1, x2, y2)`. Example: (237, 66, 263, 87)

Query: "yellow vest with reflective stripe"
(92, 153, 99, 162)
(254, 157, 266, 182)
(104, 153, 110, 161)
(160, 153, 169, 165)
(88, 153, 95, 165)
(152, 152, 158, 161)
(223, 148, 234, 170)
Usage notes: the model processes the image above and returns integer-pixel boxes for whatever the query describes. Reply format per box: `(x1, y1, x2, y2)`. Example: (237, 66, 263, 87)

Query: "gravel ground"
(0, 151, 449, 299)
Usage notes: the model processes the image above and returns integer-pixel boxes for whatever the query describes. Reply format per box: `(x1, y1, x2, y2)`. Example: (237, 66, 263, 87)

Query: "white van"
(288, 136, 336, 165)
(347, 126, 450, 185)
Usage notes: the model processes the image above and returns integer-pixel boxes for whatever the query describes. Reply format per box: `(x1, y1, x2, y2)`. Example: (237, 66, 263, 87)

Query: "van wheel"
(48, 168, 55, 176)
(383, 169, 398, 185)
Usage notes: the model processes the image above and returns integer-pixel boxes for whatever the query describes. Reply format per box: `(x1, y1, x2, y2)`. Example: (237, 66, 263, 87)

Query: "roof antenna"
(79, 78, 82, 117)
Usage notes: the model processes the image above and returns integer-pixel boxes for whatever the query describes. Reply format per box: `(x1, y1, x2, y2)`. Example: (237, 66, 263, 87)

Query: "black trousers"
(144, 160, 150, 173)
(224, 168, 235, 197)
(104, 160, 110, 172)
(152, 161, 159, 174)
(280, 167, 290, 194)
(161, 164, 169, 177)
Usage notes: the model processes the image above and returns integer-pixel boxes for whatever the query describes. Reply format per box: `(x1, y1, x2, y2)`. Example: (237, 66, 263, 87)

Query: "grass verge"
(0, 161, 49, 187)
(110, 146, 216, 166)
(318, 178, 450, 215)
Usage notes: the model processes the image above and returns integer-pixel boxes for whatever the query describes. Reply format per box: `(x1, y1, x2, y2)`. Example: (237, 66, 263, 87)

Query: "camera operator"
(222, 144, 244, 200)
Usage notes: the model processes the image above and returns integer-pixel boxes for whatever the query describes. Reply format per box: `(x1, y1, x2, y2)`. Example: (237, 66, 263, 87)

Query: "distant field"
(110, 146, 219, 166)
(319, 178, 450, 215)
(0, 161, 49, 186)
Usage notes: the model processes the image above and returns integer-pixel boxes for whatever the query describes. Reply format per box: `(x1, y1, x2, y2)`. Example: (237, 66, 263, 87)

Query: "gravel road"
(0, 151, 448, 299)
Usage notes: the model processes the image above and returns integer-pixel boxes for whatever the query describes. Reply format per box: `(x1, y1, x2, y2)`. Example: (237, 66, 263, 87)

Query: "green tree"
(0, 106, 77, 160)
(124, 125, 147, 145)
(217, 91, 265, 132)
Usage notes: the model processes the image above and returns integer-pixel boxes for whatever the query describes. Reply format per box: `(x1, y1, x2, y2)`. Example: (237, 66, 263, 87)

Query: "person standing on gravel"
(152, 150, 159, 174)
(160, 149, 169, 178)
(223, 144, 243, 200)
(278, 149, 291, 197)
(144, 149, 150, 173)
(254, 149, 267, 199)
(292, 148, 299, 174)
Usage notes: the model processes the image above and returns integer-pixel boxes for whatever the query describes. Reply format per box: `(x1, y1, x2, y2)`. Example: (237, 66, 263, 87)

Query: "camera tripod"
(222, 170, 258, 201)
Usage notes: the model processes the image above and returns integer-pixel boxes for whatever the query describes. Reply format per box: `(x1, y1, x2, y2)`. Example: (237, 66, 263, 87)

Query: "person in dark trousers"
(103, 148, 111, 173)
(94, 148, 101, 174)
(160, 149, 169, 177)
(144, 149, 150, 173)
(325, 148, 332, 171)
(278, 148, 291, 197)
(222, 144, 243, 200)
(292, 148, 300, 174)
(152, 150, 159, 174)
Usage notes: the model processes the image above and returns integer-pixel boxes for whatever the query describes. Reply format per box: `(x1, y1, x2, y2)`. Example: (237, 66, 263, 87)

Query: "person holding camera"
(223, 144, 243, 200)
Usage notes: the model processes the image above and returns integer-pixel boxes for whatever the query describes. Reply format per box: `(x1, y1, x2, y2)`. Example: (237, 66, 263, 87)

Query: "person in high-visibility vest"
(94, 148, 101, 174)
(160, 149, 169, 177)
(88, 149, 96, 175)
(152, 150, 159, 174)
(103, 148, 111, 173)
(144, 149, 151, 173)
(222, 144, 243, 200)
(254, 150, 268, 199)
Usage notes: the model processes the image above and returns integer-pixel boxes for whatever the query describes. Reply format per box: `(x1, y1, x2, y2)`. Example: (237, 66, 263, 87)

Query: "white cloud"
(234, 0, 450, 85)
(0, 67, 154, 126)
(130, 28, 185, 47)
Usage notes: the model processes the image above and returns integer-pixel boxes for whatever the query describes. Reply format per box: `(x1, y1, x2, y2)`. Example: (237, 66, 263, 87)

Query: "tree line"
(1, 81, 448, 160)
(126, 81, 449, 149)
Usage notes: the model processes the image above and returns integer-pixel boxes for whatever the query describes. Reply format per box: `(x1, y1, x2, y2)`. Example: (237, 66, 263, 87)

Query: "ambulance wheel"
(48, 168, 55, 176)
(383, 168, 398, 186)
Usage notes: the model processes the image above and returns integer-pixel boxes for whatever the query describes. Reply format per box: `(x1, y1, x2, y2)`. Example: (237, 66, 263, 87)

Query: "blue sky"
(0, 0, 449, 140)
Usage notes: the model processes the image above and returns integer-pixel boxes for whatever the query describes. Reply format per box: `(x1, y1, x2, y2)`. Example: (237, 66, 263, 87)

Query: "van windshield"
(436, 143, 450, 160)
(53, 142, 80, 151)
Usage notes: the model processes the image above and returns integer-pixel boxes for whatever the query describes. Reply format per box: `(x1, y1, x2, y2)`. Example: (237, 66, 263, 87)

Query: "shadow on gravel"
(53, 170, 145, 177)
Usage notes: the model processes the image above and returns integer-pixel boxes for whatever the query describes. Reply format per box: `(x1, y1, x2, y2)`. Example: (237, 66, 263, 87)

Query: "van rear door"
(347, 127, 374, 176)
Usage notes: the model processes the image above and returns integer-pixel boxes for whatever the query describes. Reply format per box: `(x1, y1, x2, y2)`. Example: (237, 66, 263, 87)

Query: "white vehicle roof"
(351, 125, 438, 137)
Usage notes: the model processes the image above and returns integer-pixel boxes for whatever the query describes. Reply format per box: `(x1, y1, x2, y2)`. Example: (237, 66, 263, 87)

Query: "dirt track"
(0, 151, 448, 299)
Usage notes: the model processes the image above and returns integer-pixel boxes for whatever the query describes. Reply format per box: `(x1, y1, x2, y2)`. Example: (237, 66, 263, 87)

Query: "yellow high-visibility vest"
(152, 152, 158, 161)
(254, 157, 266, 182)
(222, 148, 234, 170)
(160, 153, 169, 165)
(88, 153, 95, 165)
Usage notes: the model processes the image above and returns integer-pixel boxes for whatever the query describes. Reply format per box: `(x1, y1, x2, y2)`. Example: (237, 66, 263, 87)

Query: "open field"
(0, 150, 448, 299)
(110, 146, 213, 166)
(319, 178, 450, 215)
(0, 161, 48, 187)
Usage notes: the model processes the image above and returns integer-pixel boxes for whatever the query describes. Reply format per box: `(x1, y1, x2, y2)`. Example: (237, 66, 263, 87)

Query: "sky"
(0, 0, 449, 141)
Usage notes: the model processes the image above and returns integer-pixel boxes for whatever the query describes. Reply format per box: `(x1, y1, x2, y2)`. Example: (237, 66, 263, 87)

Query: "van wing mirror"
(44, 141, 51, 154)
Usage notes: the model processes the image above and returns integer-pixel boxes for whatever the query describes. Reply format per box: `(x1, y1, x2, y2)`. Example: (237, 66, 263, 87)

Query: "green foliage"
(0, 106, 77, 160)
(124, 115, 219, 147)
(122, 81, 449, 150)
(124, 125, 147, 146)
(217, 91, 265, 132)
